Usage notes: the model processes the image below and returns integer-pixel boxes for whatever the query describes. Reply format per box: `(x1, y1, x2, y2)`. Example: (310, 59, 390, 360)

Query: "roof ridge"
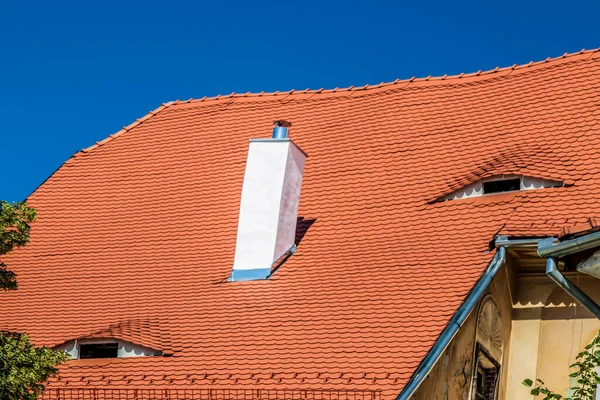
(166, 47, 599, 105)
(66, 47, 599, 161)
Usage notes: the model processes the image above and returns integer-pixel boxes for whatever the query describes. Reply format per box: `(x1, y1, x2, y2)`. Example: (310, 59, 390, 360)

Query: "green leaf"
(523, 379, 534, 387)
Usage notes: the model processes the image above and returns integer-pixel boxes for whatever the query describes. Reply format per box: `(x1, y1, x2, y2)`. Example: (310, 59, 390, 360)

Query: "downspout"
(545, 257, 600, 318)
(537, 235, 600, 319)
(396, 247, 506, 400)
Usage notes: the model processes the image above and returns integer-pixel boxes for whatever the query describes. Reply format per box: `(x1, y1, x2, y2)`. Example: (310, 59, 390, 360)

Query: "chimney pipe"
(272, 120, 292, 139)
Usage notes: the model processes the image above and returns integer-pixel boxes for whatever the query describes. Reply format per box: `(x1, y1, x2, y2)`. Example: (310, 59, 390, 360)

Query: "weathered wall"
(412, 305, 477, 400)
(492, 260, 514, 400)
(412, 262, 513, 400)
(506, 274, 600, 399)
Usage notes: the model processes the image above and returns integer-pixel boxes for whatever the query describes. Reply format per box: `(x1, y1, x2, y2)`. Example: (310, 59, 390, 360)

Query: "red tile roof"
(3, 48, 600, 399)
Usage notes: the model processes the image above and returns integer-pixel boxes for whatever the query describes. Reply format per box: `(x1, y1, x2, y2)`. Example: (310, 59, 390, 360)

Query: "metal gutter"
(494, 235, 555, 249)
(545, 257, 600, 319)
(396, 247, 506, 400)
(537, 231, 600, 258)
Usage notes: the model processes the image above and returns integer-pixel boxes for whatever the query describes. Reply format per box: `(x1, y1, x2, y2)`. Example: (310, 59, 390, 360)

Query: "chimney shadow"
(267, 217, 316, 277)
(295, 217, 316, 247)
(215, 216, 316, 283)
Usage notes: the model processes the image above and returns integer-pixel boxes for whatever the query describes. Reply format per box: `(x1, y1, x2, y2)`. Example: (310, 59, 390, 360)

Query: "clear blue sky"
(1, 0, 598, 202)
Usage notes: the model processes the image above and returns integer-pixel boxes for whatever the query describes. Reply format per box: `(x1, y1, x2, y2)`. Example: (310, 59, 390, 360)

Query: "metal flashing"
(229, 245, 297, 282)
(229, 268, 273, 282)
(493, 235, 549, 248)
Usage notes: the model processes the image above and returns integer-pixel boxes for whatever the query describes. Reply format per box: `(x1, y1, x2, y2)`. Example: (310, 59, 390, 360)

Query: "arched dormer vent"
(438, 175, 564, 202)
(55, 338, 162, 359)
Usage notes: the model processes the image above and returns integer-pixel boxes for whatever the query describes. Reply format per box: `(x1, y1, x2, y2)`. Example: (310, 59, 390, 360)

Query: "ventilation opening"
(483, 178, 521, 195)
(79, 343, 118, 359)
(436, 175, 565, 202)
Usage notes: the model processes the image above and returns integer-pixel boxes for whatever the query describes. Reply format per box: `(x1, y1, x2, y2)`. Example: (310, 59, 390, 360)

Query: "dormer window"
(79, 342, 118, 359)
(482, 178, 521, 195)
(437, 175, 564, 202)
(55, 338, 161, 359)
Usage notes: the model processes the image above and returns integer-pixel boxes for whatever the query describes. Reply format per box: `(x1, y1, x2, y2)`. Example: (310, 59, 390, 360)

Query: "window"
(482, 178, 521, 195)
(475, 367, 486, 399)
(473, 344, 500, 400)
(79, 342, 118, 359)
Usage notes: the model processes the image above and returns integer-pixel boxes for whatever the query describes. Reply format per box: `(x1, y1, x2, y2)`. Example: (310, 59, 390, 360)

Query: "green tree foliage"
(523, 330, 600, 400)
(0, 201, 69, 399)
(0, 201, 37, 290)
(0, 332, 69, 400)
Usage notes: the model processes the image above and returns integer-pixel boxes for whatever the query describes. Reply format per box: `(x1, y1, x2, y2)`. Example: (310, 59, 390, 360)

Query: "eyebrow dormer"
(55, 338, 162, 359)
(53, 319, 173, 359)
(438, 175, 564, 202)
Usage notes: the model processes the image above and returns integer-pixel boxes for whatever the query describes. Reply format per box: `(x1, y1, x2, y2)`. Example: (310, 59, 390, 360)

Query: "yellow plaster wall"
(506, 275, 600, 399)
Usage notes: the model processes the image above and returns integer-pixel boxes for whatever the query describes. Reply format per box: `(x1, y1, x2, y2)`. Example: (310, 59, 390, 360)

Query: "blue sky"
(1, 0, 598, 202)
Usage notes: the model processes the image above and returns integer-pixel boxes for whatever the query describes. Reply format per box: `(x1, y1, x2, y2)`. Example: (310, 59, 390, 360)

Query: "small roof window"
(437, 175, 564, 202)
(79, 342, 118, 359)
(483, 178, 521, 195)
(55, 338, 162, 359)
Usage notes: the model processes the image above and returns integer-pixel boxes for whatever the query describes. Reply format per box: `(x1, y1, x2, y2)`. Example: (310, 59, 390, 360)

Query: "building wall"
(506, 274, 600, 399)
(411, 306, 476, 400)
(412, 262, 514, 400)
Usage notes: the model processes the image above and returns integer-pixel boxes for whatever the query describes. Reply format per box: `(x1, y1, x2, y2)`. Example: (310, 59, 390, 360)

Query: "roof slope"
(3, 49, 600, 399)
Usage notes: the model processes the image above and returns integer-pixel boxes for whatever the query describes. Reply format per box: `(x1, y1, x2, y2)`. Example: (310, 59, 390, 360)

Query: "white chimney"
(230, 121, 307, 281)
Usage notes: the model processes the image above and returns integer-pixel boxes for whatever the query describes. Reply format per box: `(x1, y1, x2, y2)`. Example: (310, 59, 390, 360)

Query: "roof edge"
(24, 102, 175, 200)
(78, 101, 175, 155)
(62, 47, 600, 161)
(26, 46, 599, 200)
